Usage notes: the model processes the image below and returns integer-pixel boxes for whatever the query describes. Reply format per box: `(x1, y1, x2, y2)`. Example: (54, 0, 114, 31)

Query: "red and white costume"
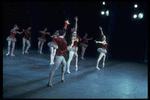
(22, 28, 31, 54)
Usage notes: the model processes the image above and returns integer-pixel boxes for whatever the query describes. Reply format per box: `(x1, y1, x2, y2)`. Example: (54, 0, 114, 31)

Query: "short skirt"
(79, 42, 88, 48)
(67, 46, 78, 52)
(97, 48, 107, 53)
(47, 41, 58, 49)
(38, 37, 46, 42)
(6, 36, 17, 42)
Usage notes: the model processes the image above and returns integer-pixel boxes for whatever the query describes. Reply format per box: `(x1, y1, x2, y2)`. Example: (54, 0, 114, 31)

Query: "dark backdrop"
(3, 2, 148, 62)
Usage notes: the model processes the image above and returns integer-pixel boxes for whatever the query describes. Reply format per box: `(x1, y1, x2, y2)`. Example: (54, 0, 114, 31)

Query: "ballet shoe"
(11, 54, 15, 56)
(40, 52, 43, 54)
(50, 62, 54, 65)
(25, 51, 29, 54)
(6, 53, 10, 56)
(81, 57, 85, 60)
(75, 67, 78, 71)
(61, 79, 65, 82)
(22, 52, 24, 54)
(67, 70, 71, 74)
(47, 83, 53, 87)
(96, 67, 100, 70)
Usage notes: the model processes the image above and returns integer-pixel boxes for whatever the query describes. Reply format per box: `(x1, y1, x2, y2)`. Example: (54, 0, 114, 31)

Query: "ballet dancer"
(22, 27, 32, 54)
(80, 33, 93, 60)
(47, 30, 59, 65)
(67, 16, 82, 73)
(47, 19, 70, 87)
(37, 27, 50, 54)
(6, 24, 24, 56)
(94, 26, 107, 70)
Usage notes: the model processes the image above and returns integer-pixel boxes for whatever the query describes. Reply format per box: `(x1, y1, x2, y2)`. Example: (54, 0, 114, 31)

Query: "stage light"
(138, 13, 144, 19)
(101, 11, 105, 15)
(102, 1, 105, 5)
(134, 4, 138, 8)
(106, 10, 109, 16)
(133, 14, 137, 18)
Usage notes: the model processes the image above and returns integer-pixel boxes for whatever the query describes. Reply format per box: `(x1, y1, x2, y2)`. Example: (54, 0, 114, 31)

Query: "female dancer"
(80, 33, 93, 60)
(37, 27, 50, 54)
(6, 24, 24, 56)
(47, 30, 59, 65)
(48, 19, 70, 87)
(22, 27, 32, 54)
(94, 26, 107, 70)
(67, 16, 82, 73)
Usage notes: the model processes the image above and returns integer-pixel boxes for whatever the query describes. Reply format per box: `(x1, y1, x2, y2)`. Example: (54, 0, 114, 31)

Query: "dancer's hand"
(99, 26, 102, 30)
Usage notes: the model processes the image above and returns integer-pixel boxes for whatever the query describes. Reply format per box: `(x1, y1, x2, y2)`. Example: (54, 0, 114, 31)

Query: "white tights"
(96, 52, 106, 69)
(67, 51, 78, 73)
(6, 41, 15, 56)
(81, 46, 86, 59)
(38, 41, 44, 54)
(50, 47, 56, 64)
(22, 38, 31, 53)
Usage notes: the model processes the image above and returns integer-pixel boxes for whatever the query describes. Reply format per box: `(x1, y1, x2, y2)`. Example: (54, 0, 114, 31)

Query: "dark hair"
(59, 29, 66, 36)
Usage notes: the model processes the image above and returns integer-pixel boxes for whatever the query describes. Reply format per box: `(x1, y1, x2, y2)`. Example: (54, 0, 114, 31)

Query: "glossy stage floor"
(3, 48, 148, 99)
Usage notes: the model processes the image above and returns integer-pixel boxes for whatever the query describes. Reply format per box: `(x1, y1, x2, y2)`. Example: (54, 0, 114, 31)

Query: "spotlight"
(134, 4, 138, 8)
(106, 10, 109, 16)
(102, 1, 105, 5)
(133, 14, 137, 18)
(101, 11, 105, 15)
(138, 13, 144, 19)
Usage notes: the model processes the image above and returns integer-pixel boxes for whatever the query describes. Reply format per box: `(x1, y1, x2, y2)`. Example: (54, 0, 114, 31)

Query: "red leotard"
(102, 44, 107, 49)
(41, 32, 46, 39)
(24, 30, 31, 40)
(9, 32, 16, 38)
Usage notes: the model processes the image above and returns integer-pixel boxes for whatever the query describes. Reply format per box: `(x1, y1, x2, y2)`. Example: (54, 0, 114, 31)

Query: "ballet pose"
(48, 20, 70, 87)
(47, 30, 59, 65)
(6, 24, 24, 56)
(94, 26, 107, 70)
(22, 27, 32, 54)
(37, 27, 50, 54)
(67, 16, 82, 73)
(80, 33, 93, 60)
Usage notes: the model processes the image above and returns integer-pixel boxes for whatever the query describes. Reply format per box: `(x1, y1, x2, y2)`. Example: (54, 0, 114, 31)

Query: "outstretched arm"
(16, 29, 24, 34)
(94, 40, 106, 44)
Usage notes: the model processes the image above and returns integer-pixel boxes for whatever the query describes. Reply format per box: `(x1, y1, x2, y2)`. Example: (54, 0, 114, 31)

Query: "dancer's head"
(59, 29, 66, 37)
(72, 31, 77, 37)
(102, 35, 106, 41)
(54, 30, 59, 36)
(28, 27, 32, 30)
(85, 33, 88, 37)
(12, 24, 19, 31)
(44, 27, 47, 31)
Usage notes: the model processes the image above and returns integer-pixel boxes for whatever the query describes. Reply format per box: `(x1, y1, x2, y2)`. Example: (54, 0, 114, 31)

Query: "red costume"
(24, 30, 31, 40)
(53, 36, 67, 56)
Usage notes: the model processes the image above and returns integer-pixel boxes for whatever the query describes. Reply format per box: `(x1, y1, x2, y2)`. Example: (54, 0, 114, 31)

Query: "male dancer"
(22, 27, 32, 54)
(47, 19, 70, 87)
(94, 26, 107, 70)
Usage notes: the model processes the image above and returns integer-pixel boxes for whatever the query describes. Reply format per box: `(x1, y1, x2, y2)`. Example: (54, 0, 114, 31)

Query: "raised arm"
(74, 16, 78, 32)
(99, 26, 104, 36)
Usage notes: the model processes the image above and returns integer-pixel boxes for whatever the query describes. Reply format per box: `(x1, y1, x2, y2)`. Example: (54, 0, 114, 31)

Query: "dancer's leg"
(81, 46, 86, 59)
(66, 51, 74, 73)
(50, 47, 54, 65)
(22, 38, 26, 54)
(25, 40, 31, 53)
(96, 52, 105, 70)
(11, 42, 16, 56)
(6, 41, 11, 56)
(40, 42, 44, 54)
(48, 56, 63, 87)
(38, 41, 41, 53)
(61, 56, 66, 81)
(74, 52, 78, 71)
(102, 54, 106, 68)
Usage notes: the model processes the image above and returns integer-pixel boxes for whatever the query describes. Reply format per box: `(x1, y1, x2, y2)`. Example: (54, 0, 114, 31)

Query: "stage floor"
(3, 48, 148, 99)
